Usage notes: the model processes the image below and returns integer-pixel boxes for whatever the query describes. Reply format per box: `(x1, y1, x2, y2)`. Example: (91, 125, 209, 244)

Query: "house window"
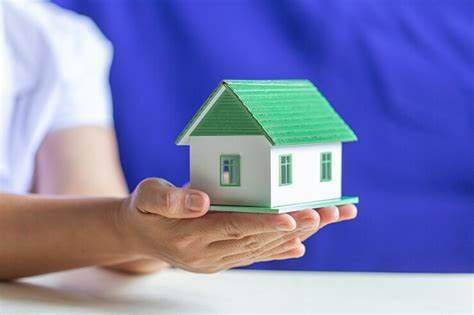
(279, 154, 292, 186)
(320, 152, 332, 182)
(220, 155, 240, 186)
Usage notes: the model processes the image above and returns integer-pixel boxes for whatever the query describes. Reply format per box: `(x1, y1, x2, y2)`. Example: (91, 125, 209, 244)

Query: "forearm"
(33, 126, 166, 274)
(0, 193, 136, 280)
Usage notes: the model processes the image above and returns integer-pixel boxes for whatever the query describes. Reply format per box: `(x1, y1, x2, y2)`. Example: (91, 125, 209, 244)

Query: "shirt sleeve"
(38, 3, 114, 132)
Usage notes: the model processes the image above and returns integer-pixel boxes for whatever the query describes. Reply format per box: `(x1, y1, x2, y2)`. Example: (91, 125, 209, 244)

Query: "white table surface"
(0, 268, 472, 314)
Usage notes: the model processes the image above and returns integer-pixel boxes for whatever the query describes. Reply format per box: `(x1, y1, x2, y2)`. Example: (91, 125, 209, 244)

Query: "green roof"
(176, 80, 357, 146)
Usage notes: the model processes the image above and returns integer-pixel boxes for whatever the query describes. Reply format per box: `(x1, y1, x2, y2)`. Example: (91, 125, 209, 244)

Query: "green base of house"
(209, 196, 359, 214)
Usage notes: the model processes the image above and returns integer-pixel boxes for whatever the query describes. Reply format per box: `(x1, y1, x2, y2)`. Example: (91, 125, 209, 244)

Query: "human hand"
(298, 204, 357, 242)
(116, 178, 322, 273)
(213, 204, 358, 267)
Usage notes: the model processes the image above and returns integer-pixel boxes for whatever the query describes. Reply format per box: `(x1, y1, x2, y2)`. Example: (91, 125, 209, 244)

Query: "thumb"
(134, 178, 210, 218)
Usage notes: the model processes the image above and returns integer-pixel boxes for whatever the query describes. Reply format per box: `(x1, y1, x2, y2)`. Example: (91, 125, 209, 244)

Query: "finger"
(211, 222, 306, 259)
(298, 206, 339, 241)
(218, 229, 303, 264)
(226, 239, 306, 268)
(258, 209, 324, 246)
(316, 205, 340, 229)
(242, 222, 311, 256)
(257, 244, 306, 262)
(209, 231, 285, 257)
(222, 237, 305, 267)
(288, 209, 320, 230)
(338, 204, 358, 221)
(206, 212, 296, 241)
(134, 178, 210, 218)
(257, 237, 304, 260)
(210, 209, 319, 257)
(298, 204, 358, 242)
(297, 225, 319, 242)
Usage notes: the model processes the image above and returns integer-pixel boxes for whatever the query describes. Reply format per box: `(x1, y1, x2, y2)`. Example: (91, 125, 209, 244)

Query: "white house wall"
(189, 135, 271, 207)
(270, 142, 342, 207)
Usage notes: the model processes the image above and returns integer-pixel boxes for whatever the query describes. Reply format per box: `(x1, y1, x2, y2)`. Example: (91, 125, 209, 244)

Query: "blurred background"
(53, 0, 473, 273)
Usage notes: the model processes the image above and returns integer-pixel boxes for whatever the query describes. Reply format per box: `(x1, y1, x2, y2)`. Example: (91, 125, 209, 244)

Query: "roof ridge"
(223, 79, 312, 86)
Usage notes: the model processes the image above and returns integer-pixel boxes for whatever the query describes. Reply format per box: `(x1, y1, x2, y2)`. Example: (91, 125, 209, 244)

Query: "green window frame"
(279, 154, 292, 186)
(220, 154, 240, 186)
(320, 152, 332, 182)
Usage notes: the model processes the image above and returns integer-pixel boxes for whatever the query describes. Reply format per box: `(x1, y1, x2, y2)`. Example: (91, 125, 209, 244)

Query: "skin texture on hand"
(117, 178, 357, 273)
(34, 126, 357, 274)
(0, 126, 358, 279)
(0, 186, 355, 280)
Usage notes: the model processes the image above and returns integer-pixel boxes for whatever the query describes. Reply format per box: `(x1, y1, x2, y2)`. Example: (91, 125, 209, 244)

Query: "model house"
(176, 80, 358, 213)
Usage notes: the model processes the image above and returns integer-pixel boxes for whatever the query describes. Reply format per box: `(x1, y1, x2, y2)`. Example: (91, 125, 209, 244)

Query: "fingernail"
(186, 193, 205, 212)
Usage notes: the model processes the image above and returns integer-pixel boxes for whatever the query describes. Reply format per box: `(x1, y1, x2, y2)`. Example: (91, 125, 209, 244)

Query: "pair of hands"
(115, 178, 357, 274)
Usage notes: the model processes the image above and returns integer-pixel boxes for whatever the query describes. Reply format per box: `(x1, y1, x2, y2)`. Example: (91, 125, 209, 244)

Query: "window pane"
(281, 165, 286, 184)
(287, 163, 292, 183)
(327, 153, 332, 180)
(221, 155, 240, 186)
(230, 164, 237, 184)
(280, 154, 292, 185)
(320, 152, 332, 181)
(321, 153, 327, 181)
(222, 170, 230, 184)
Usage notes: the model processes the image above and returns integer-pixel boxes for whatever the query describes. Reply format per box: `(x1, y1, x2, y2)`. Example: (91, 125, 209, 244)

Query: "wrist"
(107, 196, 145, 260)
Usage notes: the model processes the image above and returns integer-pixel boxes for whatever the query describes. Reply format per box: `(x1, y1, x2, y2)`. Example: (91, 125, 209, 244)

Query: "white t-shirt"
(0, 1, 113, 193)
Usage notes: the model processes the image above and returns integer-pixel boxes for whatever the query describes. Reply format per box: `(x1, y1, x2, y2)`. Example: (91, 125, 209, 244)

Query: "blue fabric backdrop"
(54, 0, 473, 273)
